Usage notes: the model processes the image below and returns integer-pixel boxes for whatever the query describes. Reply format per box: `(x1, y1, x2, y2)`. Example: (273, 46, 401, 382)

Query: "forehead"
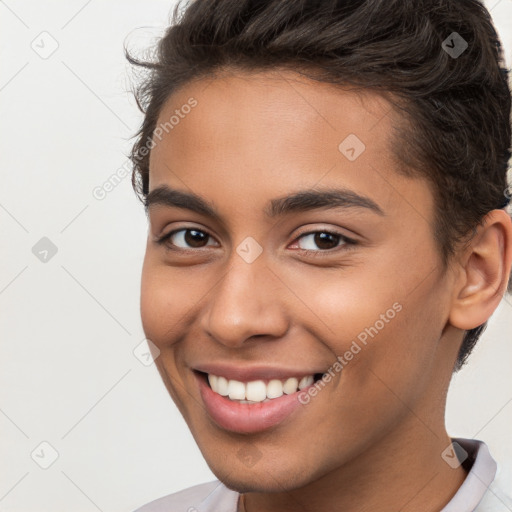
(148, 69, 432, 223)
(152, 68, 396, 160)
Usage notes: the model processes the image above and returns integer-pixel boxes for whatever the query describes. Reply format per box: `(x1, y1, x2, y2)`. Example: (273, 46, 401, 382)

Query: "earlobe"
(449, 210, 512, 331)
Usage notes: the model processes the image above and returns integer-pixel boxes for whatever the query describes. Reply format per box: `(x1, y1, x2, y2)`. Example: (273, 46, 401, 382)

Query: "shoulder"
(132, 480, 240, 512)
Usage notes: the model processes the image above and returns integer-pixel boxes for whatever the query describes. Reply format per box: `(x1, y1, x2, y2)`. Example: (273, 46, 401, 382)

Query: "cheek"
(140, 269, 164, 344)
(296, 262, 443, 401)
(302, 238, 443, 351)
(290, 265, 402, 348)
(140, 258, 226, 348)
(140, 262, 189, 347)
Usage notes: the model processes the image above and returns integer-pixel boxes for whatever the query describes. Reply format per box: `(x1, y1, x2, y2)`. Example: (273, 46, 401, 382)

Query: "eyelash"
(155, 227, 358, 256)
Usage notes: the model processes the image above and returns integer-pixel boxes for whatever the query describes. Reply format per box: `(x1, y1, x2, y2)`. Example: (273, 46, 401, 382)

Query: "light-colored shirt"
(133, 437, 512, 512)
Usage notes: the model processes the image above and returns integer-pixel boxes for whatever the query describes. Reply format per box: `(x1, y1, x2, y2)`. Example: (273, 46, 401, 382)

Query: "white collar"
(440, 437, 498, 511)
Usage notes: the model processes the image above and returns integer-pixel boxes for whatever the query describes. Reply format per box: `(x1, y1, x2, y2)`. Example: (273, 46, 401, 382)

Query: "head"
(127, 0, 512, 493)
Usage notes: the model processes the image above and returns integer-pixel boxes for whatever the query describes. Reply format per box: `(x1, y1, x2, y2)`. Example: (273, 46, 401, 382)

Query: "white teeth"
(266, 379, 284, 399)
(228, 380, 246, 400)
(246, 380, 267, 401)
(283, 377, 298, 394)
(207, 374, 217, 390)
(216, 376, 229, 396)
(207, 373, 317, 402)
(298, 375, 314, 390)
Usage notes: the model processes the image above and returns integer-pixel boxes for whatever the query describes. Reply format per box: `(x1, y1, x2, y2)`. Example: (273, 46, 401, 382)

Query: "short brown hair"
(126, 0, 512, 372)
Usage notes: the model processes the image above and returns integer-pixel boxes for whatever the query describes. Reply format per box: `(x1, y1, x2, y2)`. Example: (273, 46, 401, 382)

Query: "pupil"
(315, 232, 337, 250)
(185, 229, 207, 248)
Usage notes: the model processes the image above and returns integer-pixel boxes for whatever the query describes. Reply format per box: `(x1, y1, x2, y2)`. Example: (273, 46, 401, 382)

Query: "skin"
(140, 69, 512, 512)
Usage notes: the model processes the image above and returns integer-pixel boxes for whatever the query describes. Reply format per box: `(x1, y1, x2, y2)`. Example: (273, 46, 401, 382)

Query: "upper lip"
(193, 363, 325, 383)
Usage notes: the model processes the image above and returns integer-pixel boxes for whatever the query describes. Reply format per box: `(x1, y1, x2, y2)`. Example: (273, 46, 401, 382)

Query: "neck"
(240, 415, 468, 512)
(239, 329, 468, 512)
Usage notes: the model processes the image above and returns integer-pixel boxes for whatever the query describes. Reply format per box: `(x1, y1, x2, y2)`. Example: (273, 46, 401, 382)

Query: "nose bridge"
(201, 246, 288, 347)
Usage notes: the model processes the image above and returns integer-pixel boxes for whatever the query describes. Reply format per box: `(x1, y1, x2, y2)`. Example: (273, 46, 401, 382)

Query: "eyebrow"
(145, 184, 385, 219)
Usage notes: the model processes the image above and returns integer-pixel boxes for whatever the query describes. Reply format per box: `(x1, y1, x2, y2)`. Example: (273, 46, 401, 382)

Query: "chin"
(204, 455, 321, 494)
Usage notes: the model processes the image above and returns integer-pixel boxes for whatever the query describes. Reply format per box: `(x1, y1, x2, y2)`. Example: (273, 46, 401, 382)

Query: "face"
(140, 69, 460, 492)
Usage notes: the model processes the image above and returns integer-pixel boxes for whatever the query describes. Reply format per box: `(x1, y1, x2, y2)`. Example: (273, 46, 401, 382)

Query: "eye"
(155, 227, 357, 254)
(156, 228, 218, 250)
(291, 230, 357, 253)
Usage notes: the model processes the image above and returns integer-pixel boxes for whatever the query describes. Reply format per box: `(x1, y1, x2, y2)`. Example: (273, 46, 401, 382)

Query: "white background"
(0, 1, 511, 511)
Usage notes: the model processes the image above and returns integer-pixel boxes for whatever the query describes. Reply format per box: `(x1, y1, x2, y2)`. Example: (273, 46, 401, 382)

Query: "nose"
(199, 251, 289, 348)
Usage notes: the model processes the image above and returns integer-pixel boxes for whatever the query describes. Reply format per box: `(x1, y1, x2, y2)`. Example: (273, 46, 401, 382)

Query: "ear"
(449, 209, 512, 331)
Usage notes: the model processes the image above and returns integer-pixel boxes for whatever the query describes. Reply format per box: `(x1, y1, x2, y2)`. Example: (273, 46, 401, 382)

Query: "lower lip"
(195, 372, 311, 434)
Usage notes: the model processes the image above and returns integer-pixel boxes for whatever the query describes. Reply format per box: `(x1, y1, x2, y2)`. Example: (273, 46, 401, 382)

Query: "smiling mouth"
(196, 371, 324, 404)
